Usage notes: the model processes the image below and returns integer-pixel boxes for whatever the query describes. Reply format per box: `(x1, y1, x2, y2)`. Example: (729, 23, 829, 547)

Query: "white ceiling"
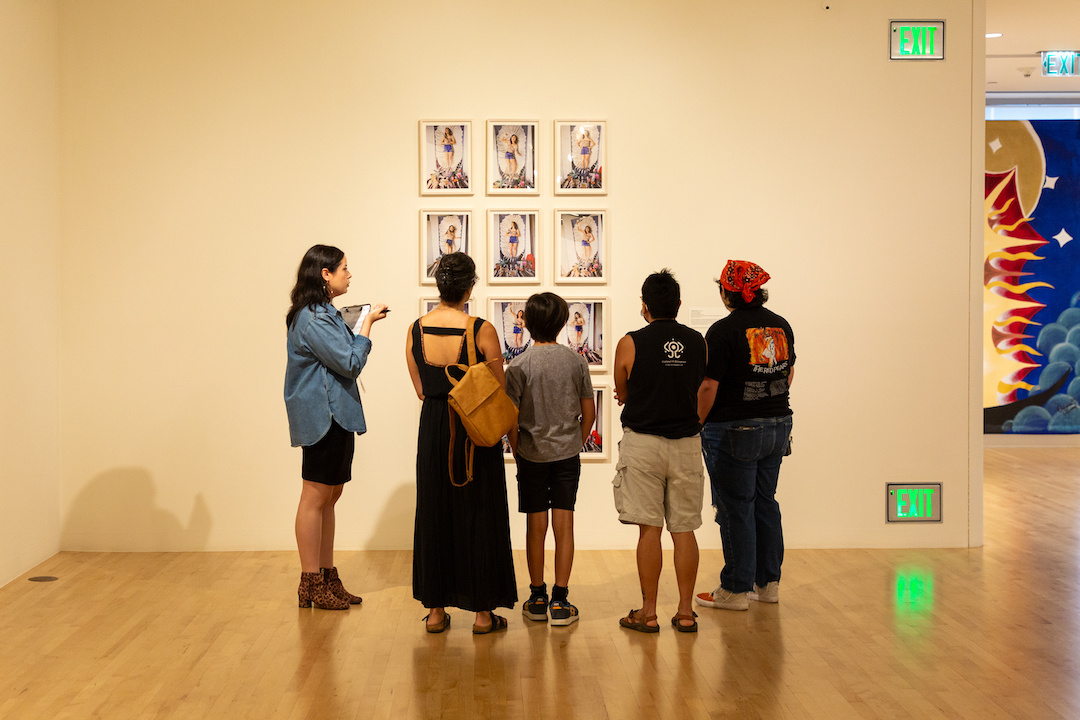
(986, 0, 1080, 94)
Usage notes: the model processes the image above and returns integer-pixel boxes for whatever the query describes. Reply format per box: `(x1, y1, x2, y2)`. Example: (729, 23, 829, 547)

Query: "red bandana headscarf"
(720, 260, 770, 303)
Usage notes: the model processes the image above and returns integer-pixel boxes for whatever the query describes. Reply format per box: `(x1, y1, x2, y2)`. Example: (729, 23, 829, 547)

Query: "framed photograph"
(488, 211, 540, 285)
(554, 121, 605, 194)
(419, 121, 472, 195)
(557, 298, 608, 372)
(419, 211, 472, 285)
(487, 121, 538, 194)
(419, 297, 476, 317)
(503, 384, 610, 462)
(554, 210, 606, 284)
(581, 385, 609, 461)
(489, 298, 532, 365)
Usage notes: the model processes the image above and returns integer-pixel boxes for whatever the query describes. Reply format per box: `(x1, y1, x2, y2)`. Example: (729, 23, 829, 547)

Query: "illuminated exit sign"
(890, 21, 945, 60)
(887, 483, 942, 523)
(1043, 51, 1080, 77)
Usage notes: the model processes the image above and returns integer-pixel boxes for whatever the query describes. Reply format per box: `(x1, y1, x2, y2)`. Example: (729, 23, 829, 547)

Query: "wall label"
(887, 483, 942, 523)
(890, 21, 944, 60)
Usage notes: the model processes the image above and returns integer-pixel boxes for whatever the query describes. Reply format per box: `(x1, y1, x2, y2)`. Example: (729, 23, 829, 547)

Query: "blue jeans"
(701, 416, 792, 593)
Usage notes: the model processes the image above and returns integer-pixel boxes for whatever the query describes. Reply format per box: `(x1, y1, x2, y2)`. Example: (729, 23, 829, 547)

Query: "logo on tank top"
(664, 339, 684, 359)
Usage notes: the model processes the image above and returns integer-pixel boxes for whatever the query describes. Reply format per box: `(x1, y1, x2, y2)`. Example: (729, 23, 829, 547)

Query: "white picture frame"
(419, 120, 472, 195)
(581, 385, 609, 462)
(489, 298, 533, 366)
(554, 210, 607, 284)
(487, 120, 539, 195)
(554, 120, 606, 195)
(419, 210, 472, 286)
(557, 297, 609, 373)
(488, 210, 541, 285)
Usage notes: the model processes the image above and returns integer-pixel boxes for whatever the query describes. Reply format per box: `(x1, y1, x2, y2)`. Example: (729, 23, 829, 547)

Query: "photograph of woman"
(284, 245, 389, 610)
(556, 211, 604, 282)
(420, 122, 471, 194)
(575, 128, 595, 170)
(405, 252, 517, 634)
(490, 300, 531, 362)
(512, 309, 526, 349)
(489, 122, 536, 192)
(490, 212, 537, 282)
(558, 301, 603, 366)
(421, 212, 470, 284)
(571, 310, 586, 347)
(556, 121, 604, 193)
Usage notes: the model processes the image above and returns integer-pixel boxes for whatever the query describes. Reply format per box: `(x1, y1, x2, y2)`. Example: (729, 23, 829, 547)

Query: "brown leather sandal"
(671, 611, 699, 633)
(472, 610, 508, 634)
(423, 612, 451, 633)
(619, 608, 659, 633)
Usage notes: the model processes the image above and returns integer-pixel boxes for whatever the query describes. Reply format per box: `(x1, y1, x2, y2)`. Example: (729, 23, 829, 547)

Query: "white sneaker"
(694, 587, 748, 611)
(748, 582, 779, 603)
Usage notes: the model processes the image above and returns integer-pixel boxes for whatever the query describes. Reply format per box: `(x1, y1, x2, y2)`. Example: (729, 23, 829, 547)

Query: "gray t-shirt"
(505, 344, 594, 463)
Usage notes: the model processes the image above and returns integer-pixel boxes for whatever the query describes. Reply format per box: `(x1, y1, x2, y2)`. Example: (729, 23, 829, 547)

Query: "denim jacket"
(284, 302, 373, 447)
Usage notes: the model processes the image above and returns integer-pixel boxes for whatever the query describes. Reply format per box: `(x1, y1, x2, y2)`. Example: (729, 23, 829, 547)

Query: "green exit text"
(1043, 51, 1079, 77)
(896, 488, 934, 519)
(895, 25, 938, 57)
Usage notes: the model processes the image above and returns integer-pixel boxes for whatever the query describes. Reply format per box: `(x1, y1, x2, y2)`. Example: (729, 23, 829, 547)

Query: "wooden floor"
(2, 448, 1079, 719)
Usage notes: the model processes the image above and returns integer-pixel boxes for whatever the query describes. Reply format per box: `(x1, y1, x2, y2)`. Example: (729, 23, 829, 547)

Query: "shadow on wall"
(362, 482, 416, 550)
(61, 466, 211, 551)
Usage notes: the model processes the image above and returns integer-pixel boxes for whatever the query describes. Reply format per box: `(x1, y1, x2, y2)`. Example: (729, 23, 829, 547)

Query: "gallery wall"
(45, 0, 984, 558)
(0, 0, 62, 586)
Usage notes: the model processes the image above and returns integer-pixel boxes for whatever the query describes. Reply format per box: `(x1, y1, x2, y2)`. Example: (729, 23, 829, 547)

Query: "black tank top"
(619, 319, 706, 439)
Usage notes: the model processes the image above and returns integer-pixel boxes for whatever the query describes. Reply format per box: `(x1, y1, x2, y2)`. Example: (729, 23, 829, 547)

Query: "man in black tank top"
(612, 270, 707, 633)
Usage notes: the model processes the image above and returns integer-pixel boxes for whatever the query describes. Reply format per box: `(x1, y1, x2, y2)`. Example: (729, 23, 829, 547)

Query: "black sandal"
(472, 610, 508, 634)
(423, 612, 451, 633)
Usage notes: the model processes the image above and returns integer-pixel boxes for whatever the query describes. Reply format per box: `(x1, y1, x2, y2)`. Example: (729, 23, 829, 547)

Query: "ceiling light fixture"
(986, 32, 1003, 38)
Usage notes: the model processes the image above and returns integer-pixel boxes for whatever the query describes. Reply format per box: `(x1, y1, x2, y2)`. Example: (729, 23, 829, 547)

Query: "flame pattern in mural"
(985, 120, 1080, 433)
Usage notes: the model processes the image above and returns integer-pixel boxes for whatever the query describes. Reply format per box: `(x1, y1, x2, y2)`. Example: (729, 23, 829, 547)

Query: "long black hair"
(286, 245, 344, 328)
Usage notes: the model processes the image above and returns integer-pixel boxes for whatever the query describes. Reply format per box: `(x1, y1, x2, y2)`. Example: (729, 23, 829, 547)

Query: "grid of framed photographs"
(417, 118, 611, 461)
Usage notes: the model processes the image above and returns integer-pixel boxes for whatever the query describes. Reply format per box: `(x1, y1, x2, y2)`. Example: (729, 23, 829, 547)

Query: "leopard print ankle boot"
(298, 571, 349, 610)
(323, 566, 362, 604)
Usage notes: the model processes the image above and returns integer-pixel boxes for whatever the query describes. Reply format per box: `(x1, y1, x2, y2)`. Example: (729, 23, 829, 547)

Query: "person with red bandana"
(695, 260, 795, 611)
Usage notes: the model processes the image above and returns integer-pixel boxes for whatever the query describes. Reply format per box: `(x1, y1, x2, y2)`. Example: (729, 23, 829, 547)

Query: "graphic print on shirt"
(747, 328, 789, 368)
(743, 327, 791, 401)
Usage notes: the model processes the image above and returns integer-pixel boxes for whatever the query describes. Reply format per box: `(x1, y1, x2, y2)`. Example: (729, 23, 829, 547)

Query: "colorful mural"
(985, 120, 1080, 433)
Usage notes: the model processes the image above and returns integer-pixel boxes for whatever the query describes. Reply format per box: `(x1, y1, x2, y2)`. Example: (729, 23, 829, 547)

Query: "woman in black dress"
(405, 252, 517, 633)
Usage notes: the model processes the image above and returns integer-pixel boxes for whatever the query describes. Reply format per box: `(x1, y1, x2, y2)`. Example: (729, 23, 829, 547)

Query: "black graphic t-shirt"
(620, 319, 706, 439)
(704, 306, 795, 423)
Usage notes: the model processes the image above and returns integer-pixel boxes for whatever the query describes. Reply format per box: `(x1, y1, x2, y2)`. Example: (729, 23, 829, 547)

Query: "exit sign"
(887, 483, 942, 523)
(1043, 51, 1079, 77)
(890, 21, 945, 60)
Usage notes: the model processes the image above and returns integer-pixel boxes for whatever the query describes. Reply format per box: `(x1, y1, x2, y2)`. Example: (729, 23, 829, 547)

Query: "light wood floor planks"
(2, 447, 1079, 719)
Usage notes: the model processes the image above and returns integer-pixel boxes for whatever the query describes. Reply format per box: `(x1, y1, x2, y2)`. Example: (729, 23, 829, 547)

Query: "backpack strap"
(447, 317, 482, 487)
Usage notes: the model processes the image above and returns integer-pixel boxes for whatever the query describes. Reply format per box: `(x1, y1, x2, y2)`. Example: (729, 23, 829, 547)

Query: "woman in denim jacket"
(285, 245, 387, 610)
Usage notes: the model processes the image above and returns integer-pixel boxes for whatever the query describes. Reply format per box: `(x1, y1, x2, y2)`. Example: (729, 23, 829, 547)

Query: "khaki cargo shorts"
(612, 427, 704, 533)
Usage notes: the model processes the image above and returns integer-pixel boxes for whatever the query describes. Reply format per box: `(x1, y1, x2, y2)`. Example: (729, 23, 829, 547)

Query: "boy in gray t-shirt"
(506, 293, 595, 626)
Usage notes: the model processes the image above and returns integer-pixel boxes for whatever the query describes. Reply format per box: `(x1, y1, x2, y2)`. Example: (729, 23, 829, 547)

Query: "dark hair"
(524, 292, 569, 343)
(641, 269, 680, 319)
(436, 252, 477, 304)
(286, 245, 344, 328)
(717, 283, 768, 309)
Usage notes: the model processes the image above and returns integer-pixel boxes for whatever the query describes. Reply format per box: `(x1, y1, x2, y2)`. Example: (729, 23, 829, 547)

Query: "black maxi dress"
(411, 319, 517, 612)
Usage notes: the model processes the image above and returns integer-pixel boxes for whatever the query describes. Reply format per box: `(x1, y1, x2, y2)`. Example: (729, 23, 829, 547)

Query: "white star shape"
(1045, 176, 1059, 189)
(989, 138, 1002, 153)
(1054, 229, 1073, 247)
